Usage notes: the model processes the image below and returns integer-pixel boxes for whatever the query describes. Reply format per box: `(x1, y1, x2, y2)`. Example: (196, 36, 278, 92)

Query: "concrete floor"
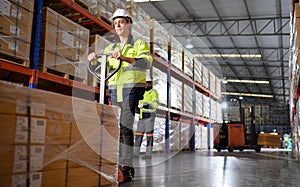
(120, 149, 300, 187)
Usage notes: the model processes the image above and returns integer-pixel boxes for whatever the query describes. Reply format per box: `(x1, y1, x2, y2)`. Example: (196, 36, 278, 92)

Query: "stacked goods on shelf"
(39, 7, 90, 80)
(127, 0, 151, 44)
(151, 19, 169, 61)
(215, 77, 222, 97)
(171, 77, 182, 111)
(196, 91, 203, 117)
(227, 106, 240, 122)
(202, 65, 209, 89)
(183, 49, 193, 78)
(0, 0, 34, 65)
(209, 71, 216, 94)
(194, 58, 202, 84)
(169, 121, 180, 152)
(77, 0, 126, 21)
(216, 102, 223, 123)
(170, 36, 183, 71)
(180, 122, 191, 150)
(152, 117, 166, 153)
(195, 125, 214, 150)
(203, 95, 210, 118)
(210, 99, 217, 121)
(195, 125, 201, 149)
(184, 84, 193, 114)
(0, 81, 120, 186)
(153, 67, 167, 107)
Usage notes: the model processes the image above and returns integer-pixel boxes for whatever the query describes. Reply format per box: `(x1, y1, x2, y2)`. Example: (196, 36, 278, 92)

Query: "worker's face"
(145, 82, 152, 91)
(113, 18, 130, 37)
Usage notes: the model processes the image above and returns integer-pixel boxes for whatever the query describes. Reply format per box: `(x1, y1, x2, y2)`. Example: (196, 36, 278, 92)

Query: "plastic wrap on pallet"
(202, 65, 209, 88)
(153, 67, 167, 107)
(209, 71, 216, 94)
(169, 120, 180, 151)
(181, 122, 191, 150)
(194, 125, 201, 149)
(0, 81, 121, 186)
(131, 20, 151, 45)
(183, 49, 193, 78)
(215, 77, 222, 97)
(216, 102, 223, 123)
(40, 7, 90, 80)
(184, 84, 193, 114)
(203, 95, 210, 118)
(201, 126, 208, 149)
(196, 91, 203, 116)
(194, 58, 202, 84)
(0, 0, 34, 63)
(210, 99, 217, 121)
(152, 117, 166, 152)
(151, 19, 169, 61)
(170, 36, 183, 71)
(171, 77, 182, 111)
(227, 106, 240, 122)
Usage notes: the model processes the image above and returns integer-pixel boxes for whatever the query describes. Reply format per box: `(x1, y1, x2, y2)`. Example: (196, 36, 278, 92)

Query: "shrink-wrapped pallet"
(183, 49, 193, 78)
(153, 67, 167, 107)
(0, 0, 34, 64)
(40, 7, 90, 80)
(171, 77, 182, 111)
(181, 122, 191, 150)
(0, 81, 121, 186)
(184, 84, 193, 114)
(170, 36, 183, 71)
(194, 58, 202, 84)
(151, 19, 169, 61)
(196, 91, 203, 117)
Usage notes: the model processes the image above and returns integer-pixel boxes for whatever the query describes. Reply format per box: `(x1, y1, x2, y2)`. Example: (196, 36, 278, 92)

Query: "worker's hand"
(138, 103, 143, 108)
(88, 52, 96, 62)
(112, 51, 123, 60)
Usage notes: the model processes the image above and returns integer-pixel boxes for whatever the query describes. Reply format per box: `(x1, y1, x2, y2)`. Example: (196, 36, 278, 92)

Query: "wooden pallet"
(41, 67, 87, 84)
(0, 55, 29, 67)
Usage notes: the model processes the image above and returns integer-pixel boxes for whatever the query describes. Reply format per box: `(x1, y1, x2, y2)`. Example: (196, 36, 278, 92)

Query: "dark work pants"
(113, 100, 138, 167)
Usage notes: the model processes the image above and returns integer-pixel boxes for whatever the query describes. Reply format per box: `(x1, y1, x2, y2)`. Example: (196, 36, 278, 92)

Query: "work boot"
(142, 154, 152, 159)
(118, 166, 134, 184)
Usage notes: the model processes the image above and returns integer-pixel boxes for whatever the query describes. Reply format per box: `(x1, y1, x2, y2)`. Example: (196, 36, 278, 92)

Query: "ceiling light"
(185, 38, 193, 49)
(226, 79, 269, 84)
(222, 92, 273, 98)
(193, 54, 261, 58)
(239, 96, 243, 100)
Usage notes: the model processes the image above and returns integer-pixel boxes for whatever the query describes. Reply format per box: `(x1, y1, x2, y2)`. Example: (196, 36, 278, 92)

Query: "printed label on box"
(62, 31, 74, 48)
(12, 172, 42, 187)
(30, 146, 44, 171)
(16, 100, 46, 116)
(13, 146, 27, 173)
(0, 0, 10, 16)
(15, 116, 28, 143)
(11, 8, 22, 19)
(31, 118, 47, 143)
(9, 25, 20, 35)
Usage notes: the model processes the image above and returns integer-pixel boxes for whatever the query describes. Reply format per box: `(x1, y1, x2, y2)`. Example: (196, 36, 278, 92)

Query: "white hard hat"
(110, 9, 132, 23)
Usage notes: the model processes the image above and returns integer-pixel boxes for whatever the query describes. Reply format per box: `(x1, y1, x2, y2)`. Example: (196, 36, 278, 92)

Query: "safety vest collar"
(111, 34, 135, 50)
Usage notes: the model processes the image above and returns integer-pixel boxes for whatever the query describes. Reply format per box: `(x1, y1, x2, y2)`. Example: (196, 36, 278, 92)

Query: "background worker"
(134, 78, 159, 159)
(88, 8, 152, 183)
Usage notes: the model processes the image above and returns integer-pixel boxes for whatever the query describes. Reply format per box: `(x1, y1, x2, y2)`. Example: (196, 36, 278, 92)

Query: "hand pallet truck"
(87, 54, 126, 183)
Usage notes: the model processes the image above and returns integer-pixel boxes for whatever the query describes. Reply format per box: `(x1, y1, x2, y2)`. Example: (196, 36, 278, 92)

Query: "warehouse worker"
(134, 77, 159, 159)
(88, 8, 152, 183)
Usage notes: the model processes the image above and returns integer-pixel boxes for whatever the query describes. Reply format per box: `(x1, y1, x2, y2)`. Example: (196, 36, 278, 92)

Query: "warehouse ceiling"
(135, 0, 291, 104)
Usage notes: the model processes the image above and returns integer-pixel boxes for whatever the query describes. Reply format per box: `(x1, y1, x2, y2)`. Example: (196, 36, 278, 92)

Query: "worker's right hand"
(138, 103, 143, 108)
(88, 52, 96, 62)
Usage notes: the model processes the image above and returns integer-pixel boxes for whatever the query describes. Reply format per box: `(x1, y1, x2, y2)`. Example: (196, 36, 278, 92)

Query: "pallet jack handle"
(88, 54, 122, 104)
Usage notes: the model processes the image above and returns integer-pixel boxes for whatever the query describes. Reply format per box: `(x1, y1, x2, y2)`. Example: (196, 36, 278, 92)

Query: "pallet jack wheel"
(228, 148, 234, 152)
(255, 147, 261, 153)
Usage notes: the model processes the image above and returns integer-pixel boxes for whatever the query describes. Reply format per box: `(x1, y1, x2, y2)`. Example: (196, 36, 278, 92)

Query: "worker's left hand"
(138, 103, 143, 108)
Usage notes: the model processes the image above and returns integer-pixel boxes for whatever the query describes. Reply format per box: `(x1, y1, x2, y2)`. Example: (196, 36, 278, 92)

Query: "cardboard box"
(9, 0, 34, 12)
(0, 170, 66, 187)
(0, 1, 33, 40)
(40, 7, 89, 80)
(66, 166, 117, 187)
(0, 145, 68, 175)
